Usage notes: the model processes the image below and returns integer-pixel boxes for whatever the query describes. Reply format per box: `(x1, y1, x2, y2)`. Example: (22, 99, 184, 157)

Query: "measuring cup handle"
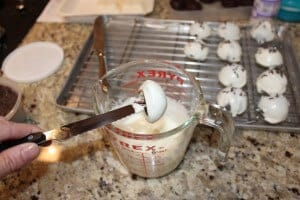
(199, 103, 235, 167)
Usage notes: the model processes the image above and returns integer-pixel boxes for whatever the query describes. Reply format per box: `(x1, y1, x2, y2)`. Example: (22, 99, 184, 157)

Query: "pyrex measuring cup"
(93, 60, 234, 178)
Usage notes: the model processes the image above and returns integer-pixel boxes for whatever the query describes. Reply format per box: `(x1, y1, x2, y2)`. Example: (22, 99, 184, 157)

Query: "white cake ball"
(256, 68, 287, 96)
(255, 47, 283, 68)
(139, 80, 167, 123)
(184, 41, 209, 61)
(258, 94, 290, 124)
(218, 22, 241, 41)
(189, 22, 211, 40)
(218, 64, 247, 88)
(217, 87, 248, 117)
(250, 20, 276, 44)
(217, 40, 242, 63)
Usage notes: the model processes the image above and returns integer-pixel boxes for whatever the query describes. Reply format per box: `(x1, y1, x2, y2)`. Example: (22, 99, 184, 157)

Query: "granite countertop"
(1, 0, 300, 199)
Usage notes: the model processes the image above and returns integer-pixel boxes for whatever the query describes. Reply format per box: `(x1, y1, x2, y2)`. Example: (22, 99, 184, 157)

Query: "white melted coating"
(251, 20, 275, 44)
(256, 68, 287, 96)
(217, 40, 242, 63)
(189, 22, 211, 40)
(258, 95, 290, 124)
(218, 64, 247, 88)
(218, 22, 241, 41)
(111, 97, 192, 177)
(217, 87, 248, 117)
(184, 41, 209, 61)
(113, 97, 189, 134)
(255, 47, 283, 68)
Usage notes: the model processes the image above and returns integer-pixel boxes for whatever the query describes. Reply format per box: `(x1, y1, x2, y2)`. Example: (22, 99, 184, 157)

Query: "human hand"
(0, 117, 41, 178)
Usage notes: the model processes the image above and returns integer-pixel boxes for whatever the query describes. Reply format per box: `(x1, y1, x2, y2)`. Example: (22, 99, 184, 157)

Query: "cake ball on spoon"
(138, 80, 167, 123)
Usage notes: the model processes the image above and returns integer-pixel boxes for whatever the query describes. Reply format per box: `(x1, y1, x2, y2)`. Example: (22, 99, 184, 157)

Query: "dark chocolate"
(0, 85, 18, 116)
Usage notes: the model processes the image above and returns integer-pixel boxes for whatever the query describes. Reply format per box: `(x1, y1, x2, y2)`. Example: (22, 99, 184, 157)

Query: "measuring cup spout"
(198, 103, 235, 167)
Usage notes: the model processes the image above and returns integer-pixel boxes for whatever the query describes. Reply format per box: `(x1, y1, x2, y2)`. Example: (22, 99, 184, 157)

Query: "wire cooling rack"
(56, 16, 300, 132)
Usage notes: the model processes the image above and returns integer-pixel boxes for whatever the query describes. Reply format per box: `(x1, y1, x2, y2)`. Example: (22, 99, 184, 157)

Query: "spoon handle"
(0, 105, 135, 152)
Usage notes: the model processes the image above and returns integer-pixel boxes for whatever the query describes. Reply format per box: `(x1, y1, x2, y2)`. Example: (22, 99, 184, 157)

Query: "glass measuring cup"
(93, 60, 234, 178)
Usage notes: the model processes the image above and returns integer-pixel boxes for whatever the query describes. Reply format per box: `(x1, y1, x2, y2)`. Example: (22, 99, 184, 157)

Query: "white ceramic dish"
(2, 41, 64, 83)
(59, 0, 155, 22)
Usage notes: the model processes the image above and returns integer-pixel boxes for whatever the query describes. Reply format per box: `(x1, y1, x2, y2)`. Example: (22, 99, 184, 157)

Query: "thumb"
(0, 143, 40, 178)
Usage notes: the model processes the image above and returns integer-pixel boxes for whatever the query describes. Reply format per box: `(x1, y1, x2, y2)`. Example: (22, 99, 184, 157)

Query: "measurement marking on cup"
(141, 153, 148, 177)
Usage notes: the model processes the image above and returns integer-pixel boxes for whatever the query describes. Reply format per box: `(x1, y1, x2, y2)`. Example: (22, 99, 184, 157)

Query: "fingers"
(0, 143, 40, 178)
(0, 117, 41, 141)
(0, 118, 42, 178)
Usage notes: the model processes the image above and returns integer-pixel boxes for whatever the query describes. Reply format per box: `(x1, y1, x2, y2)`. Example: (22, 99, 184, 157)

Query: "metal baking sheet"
(56, 16, 300, 132)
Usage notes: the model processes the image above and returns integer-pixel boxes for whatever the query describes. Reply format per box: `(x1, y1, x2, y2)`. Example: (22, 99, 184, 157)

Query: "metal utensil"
(93, 16, 106, 78)
(0, 105, 135, 152)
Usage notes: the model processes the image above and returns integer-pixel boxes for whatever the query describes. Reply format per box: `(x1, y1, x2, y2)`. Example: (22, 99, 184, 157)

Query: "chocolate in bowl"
(0, 77, 22, 120)
(0, 85, 18, 116)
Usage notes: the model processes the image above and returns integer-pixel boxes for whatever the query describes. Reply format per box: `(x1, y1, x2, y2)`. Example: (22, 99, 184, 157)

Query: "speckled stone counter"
(1, 0, 300, 199)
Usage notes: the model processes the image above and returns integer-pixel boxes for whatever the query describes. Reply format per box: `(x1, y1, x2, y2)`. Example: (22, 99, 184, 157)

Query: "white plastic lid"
(2, 41, 64, 83)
